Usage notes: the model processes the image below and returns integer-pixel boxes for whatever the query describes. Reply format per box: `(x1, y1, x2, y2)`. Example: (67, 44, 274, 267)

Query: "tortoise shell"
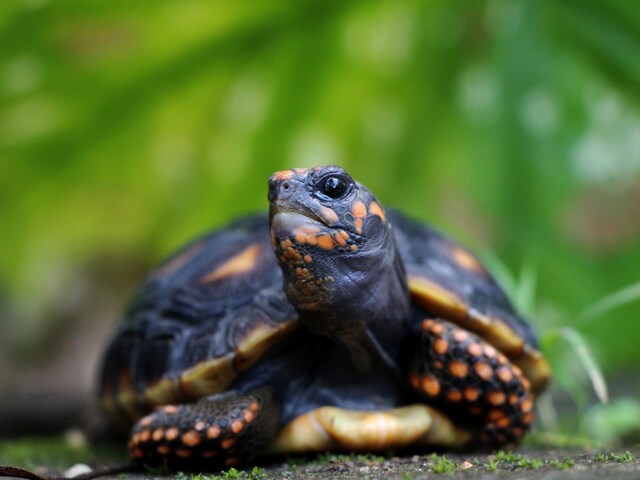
(100, 165, 550, 465)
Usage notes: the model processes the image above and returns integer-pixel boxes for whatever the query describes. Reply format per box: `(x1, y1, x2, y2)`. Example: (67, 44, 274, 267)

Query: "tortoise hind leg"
(408, 319, 536, 449)
(128, 388, 280, 467)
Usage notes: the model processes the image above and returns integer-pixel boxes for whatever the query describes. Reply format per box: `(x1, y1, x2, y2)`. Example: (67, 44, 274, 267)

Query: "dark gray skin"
(268, 166, 410, 373)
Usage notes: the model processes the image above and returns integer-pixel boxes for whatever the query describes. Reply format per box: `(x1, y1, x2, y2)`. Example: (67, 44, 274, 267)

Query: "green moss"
(428, 454, 457, 474)
(548, 458, 576, 470)
(595, 451, 636, 463)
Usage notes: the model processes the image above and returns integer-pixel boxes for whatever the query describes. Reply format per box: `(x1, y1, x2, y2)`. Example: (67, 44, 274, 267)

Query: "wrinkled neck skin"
(277, 215, 410, 375)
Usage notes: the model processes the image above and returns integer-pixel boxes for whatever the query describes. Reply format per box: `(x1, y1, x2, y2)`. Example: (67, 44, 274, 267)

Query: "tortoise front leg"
(408, 319, 536, 449)
(128, 388, 280, 467)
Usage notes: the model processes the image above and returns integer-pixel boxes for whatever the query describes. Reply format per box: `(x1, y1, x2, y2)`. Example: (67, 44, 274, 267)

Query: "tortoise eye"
(321, 176, 349, 199)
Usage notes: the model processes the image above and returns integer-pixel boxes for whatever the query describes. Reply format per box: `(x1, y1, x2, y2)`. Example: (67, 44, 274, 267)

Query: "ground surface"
(1, 437, 638, 480)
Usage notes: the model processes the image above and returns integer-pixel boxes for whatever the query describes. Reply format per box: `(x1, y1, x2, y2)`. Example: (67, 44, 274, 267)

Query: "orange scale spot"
(497, 368, 514, 383)
(509, 394, 520, 405)
(307, 235, 318, 246)
(157, 445, 171, 456)
(488, 409, 505, 421)
(469, 407, 482, 416)
(303, 254, 313, 263)
(488, 391, 506, 406)
(338, 230, 350, 240)
(163, 405, 178, 414)
(446, 390, 463, 402)
(521, 377, 531, 391)
(433, 360, 444, 370)
(464, 387, 479, 402)
(350, 244, 358, 251)
(422, 319, 433, 330)
(497, 417, 511, 429)
(131, 448, 144, 459)
(295, 232, 307, 244)
(221, 438, 236, 449)
(139, 415, 154, 427)
(249, 401, 260, 412)
(409, 374, 420, 389)
(231, 420, 244, 434)
(152, 428, 164, 442)
(279, 240, 287, 249)
(207, 426, 221, 439)
(175, 449, 192, 459)
(334, 233, 347, 246)
(182, 431, 201, 447)
(483, 345, 497, 358)
(139, 429, 151, 443)
(319, 206, 339, 225)
(421, 376, 441, 396)
(430, 323, 445, 335)
(520, 398, 534, 413)
(522, 412, 535, 425)
(434, 338, 449, 355)
(512, 427, 524, 438)
(202, 450, 218, 458)
(131, 433, 141, 445)
(449, 360, 469, 378)
(453, 329, 469, 342)
(474, 361, 494, 380)
(194, 421, 205, 431)
(467, 343, 483, 357)
(244, 410, 255, 423)
(165, 428, 179, 441)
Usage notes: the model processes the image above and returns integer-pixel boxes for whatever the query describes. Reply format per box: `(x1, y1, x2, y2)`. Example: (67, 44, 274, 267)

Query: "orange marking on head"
(295, 232, 307, 244)
(421, 376, 441, 396)
(474, 361, 494, 380)
(453, 329, 469, 342)
(244, 410, 255, 423)
(303, 254, 312, 263)
(306, 234, 318, 246)
(449, 360, 469, 378)
(355, 218, 363, 234)
(434, 338, 448, 355)
(182, 430, 201, 447)
(464, 387, 479, 402)
(352, 200, 367, 219)
(430, 323, 445, 335)
(139, 429, 151, 442)
(165, 428, 179, 441)
(157, 445, 171, 455)
(368, 201, 386, 222)
(175, 449, 192, 458)
(207, 426, 221, 439)
(271, 170, 295, 181)
(316, 234, 335, 250)
(152, 428, 164, 442)
(467, 343, 482, 357)
(334, 232, 347, 246)
(318, 206, 340, 225)
(447, 390, 462, 402)
(249, 401, 260, 412)
(202, 450, 218, 458)
(231, 420, 244, 434)
(488, 391, 506, 406)
(221, 438, 236, 449)
(200, 244, 261, 284)
(497, 367, 514, 383)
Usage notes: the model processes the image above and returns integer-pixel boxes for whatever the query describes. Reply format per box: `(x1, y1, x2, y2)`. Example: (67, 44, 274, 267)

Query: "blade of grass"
(560, 327, 608, 404)
(578, 282, 640, 324)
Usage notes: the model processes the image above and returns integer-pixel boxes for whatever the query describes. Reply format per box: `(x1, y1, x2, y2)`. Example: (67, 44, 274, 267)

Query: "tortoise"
(99, 165, 550, 467)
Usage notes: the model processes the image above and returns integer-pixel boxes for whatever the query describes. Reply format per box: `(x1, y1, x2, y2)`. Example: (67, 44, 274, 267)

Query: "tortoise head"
(268, 166, 409, 355)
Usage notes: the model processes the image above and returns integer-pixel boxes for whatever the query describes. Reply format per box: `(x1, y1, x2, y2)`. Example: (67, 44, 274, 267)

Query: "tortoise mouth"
(270, 210, 327, 241)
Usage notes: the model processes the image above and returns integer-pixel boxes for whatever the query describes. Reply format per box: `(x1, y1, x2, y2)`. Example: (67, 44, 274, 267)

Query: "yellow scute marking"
(408, 276, 468, 320)
(179, 354, 236, 400)
(199, 244, 262, 284)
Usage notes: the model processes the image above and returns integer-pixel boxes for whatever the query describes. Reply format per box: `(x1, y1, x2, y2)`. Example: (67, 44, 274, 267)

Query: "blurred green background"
(1, 0, 639, 445)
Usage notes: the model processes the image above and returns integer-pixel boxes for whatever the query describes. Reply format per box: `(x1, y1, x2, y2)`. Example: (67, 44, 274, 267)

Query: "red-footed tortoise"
(99, 165, 550, 467)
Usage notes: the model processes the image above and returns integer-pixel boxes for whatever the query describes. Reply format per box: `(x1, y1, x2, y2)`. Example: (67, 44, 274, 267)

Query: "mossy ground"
(0, 435, 638, 479)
